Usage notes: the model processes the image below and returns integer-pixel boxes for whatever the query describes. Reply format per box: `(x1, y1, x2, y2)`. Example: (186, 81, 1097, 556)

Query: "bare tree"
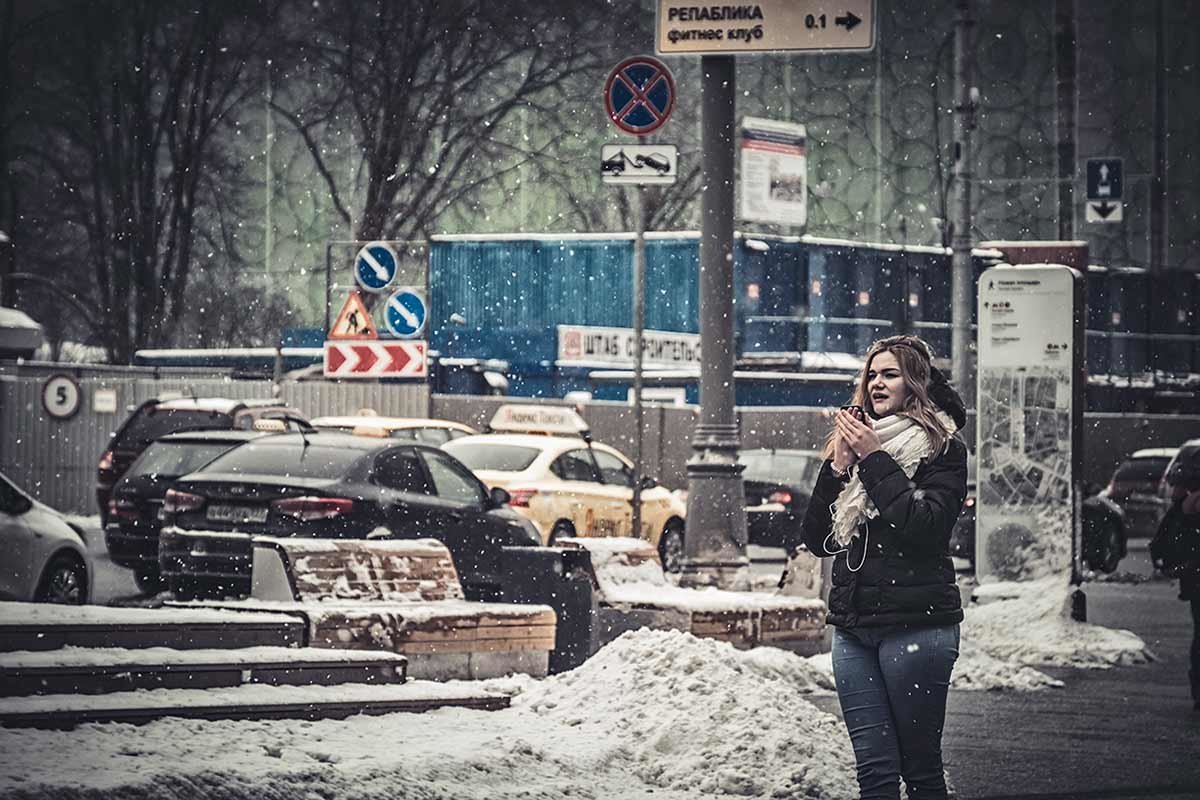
(10, 0, 279, 361)
(273, 0, 627, 243)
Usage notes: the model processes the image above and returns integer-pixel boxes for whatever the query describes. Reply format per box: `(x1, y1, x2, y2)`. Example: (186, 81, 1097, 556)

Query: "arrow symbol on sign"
(353, 344, 378, 373)
(327, 345, 347, 373)
(388, 295, 420, 329)
(835, 11, 862, 30)
(361, 249, 389, 280)
(1099, 164, 1109, 183)
(1092, 201, 1118, 219)
(386, 343, 411, 373)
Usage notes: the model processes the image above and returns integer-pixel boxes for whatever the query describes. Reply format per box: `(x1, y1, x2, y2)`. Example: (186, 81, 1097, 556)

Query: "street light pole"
(681, 54, 749, 591)
(951, 0, 978, 405)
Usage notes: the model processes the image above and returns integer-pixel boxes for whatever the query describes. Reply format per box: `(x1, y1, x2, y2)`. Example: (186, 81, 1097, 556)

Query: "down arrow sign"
(835, 11, 862, 31)
(1093, 201, 1118, 219)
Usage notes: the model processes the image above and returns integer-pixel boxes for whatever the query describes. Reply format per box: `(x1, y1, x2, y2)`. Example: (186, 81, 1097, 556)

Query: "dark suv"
(1101, 448, 1177, 538)
(96, 397, 306, 523)
(104, 429, 283, 593)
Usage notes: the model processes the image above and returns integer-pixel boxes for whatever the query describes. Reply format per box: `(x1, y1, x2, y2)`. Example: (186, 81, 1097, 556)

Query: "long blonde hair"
(822, 335, 952, 460)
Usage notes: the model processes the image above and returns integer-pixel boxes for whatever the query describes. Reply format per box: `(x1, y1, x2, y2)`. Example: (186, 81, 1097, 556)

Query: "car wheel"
(548, 520, 574, 546)
(659, 521, 684, 573)
(133, 567, 163, 595)
(36, 554, 87, 605)
(1087, 518, 1124, 574)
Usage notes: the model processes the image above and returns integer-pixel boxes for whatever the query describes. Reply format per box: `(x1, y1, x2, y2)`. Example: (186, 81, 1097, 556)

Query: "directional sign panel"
(324, 340, 427, 379)
(601, 144, 678, 185)
(1085, 158, 1123, 224)
(656, 0, 875, 55)
(605, 56, 675, 136)
(383, 288, 428, 338)
(355, 241, 399, 293)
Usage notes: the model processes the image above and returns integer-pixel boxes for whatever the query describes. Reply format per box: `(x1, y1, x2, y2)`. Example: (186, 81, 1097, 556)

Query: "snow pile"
(0, 629, 857, 800)
(965, 578, 1151, 668)
(498, 628, 854, 799)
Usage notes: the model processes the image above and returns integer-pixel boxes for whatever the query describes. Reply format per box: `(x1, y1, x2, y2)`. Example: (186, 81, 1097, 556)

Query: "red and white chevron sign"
(323, 340, 427, 379)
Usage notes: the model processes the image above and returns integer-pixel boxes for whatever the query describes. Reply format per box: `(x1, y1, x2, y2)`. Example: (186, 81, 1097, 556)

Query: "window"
(1113, 458, 1170, 483)
(413, 427, 451, 445)
(423, 450, 485, 505)
(443, 442, 541, 472)
(0, 477, 27, 515)
(127, 442, 236, 479)
(552, 449, 600, 483)
(203, 443, 362, 480)
(373, 449, 431, 494)
(593, 449, 634, 488)
(116, 408, 228, 451)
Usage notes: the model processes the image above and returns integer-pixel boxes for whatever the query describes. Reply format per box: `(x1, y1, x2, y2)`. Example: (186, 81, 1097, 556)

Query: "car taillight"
(271, 496, 355, 521)
(97, 449, 115, 479)
(163, 489, 205, 513)
(768, 490, 793, 505)
(508, 488, 538, 507)
(963, 497, 976, 508)
(107, 498, 139, 522)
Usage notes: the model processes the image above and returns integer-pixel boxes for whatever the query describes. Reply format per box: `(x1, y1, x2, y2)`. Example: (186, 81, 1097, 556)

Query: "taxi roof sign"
(488, 404, 590, 437)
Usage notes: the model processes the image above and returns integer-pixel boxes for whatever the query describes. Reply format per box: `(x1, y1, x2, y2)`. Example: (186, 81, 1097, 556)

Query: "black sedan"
(105, 429, 279, 593)
(950, 455, 1127, 574)
(159, 432, 540, 601)
(739, 448, 825, 549)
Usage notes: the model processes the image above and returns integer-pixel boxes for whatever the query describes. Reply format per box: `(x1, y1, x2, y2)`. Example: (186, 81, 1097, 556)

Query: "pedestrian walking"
(1149, 448, 1200, 711)
(786, 335, 968, 800)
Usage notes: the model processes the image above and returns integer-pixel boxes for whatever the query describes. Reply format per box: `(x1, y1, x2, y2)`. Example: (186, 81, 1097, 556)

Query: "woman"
(794, 335, 968, 800)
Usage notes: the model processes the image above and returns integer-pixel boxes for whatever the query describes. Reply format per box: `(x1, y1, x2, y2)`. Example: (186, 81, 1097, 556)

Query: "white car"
(309, 412, 477, 445)
(0, 473, 91, 604)
(444, 407, 687, 571)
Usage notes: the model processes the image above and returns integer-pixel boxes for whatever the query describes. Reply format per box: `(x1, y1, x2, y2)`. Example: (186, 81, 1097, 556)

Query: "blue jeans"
(832, 624, 960, 800)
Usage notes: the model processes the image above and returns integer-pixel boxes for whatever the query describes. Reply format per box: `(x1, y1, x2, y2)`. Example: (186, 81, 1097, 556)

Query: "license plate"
(206, 504, 269, 524)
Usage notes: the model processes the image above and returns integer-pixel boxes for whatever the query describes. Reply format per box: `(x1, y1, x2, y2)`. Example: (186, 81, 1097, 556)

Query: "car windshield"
(117, 409, 230, 450)
(127, 441, 238, 480)
(739, 451, 823, 484)
(1113, 457, 1170, 482)
(199, 443, 362, 480)
(443, 442, 541, 472)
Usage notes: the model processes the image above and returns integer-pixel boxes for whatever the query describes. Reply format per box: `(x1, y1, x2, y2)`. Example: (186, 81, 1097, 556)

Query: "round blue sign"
(384, 288, 427, 338)
(355, 241, 398, 293)
(604, 56, 675, 136)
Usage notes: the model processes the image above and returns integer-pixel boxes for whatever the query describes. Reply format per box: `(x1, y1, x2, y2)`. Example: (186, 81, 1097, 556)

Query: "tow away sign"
(601, 144, 678, 185)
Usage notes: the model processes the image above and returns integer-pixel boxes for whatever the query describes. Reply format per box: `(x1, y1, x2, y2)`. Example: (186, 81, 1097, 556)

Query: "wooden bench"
(194, 538, 557, 681)
(558, 538, 827, 653)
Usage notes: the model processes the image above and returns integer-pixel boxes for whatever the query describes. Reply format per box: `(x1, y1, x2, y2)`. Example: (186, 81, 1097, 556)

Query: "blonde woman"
(795, 335, 968, 800)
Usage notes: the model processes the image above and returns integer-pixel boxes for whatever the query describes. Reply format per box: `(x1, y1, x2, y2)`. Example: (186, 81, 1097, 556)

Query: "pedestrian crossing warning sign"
(329, 290, 377, 340)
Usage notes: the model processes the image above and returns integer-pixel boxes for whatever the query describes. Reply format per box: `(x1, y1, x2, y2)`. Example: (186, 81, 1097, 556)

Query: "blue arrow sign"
(384, 288, 427, 338)
(355, 242, 399, 293)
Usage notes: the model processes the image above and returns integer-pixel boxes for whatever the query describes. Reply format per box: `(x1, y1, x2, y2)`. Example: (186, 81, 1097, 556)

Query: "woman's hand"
(835, 409, 883, 459)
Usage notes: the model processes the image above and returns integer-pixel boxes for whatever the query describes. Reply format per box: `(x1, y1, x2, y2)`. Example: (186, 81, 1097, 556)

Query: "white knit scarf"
(829, 411, 958, 547)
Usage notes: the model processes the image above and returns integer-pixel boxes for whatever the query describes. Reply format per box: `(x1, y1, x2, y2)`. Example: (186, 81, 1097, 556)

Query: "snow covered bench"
(178, 538, 557, 681)
(559, 538, 827, 653)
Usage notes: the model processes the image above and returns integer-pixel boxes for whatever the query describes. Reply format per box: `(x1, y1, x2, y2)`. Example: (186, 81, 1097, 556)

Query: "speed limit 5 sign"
(42, 374, 81, 420)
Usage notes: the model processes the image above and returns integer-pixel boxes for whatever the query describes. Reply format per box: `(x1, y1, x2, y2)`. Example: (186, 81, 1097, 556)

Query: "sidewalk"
(809, 542, 1200, 800)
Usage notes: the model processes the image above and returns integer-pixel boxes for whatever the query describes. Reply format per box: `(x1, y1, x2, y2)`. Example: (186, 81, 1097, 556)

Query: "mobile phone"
(840, 404, 865, 421)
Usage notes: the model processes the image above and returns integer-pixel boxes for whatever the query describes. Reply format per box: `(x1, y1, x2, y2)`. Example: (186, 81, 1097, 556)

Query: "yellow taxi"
(309, 410, 477, 445)
(442, 405, 687, 570)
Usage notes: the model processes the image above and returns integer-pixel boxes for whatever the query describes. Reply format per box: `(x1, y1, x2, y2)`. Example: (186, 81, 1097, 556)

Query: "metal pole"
(951, 0, 977, 405)
(1054, 0, 1077, 241)
(681, 54, 749, 591)
(1150, 0, 1168, 272)
(324, 242, 334, 333)
(632, 186, 646, 543)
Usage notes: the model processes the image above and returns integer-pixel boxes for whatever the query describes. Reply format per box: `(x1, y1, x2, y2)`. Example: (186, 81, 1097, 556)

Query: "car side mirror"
(5, 494, 32, 515)
(489, 486, 511, 507)
(639, 476, 658, 491)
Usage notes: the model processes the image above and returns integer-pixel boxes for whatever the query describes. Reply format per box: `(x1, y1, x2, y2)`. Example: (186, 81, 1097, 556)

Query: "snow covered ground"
(0, 577, 1152, 800)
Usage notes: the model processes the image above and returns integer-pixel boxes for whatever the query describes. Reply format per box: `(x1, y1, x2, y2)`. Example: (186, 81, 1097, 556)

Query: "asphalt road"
(808, 541, 1200, 800)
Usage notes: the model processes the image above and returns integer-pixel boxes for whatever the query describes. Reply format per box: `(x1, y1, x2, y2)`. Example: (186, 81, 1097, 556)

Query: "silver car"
(0, 473, 91, 604)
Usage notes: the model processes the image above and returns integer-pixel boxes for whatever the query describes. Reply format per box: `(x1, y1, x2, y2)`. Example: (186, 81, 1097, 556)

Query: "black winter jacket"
(797, 436, 968, 629)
